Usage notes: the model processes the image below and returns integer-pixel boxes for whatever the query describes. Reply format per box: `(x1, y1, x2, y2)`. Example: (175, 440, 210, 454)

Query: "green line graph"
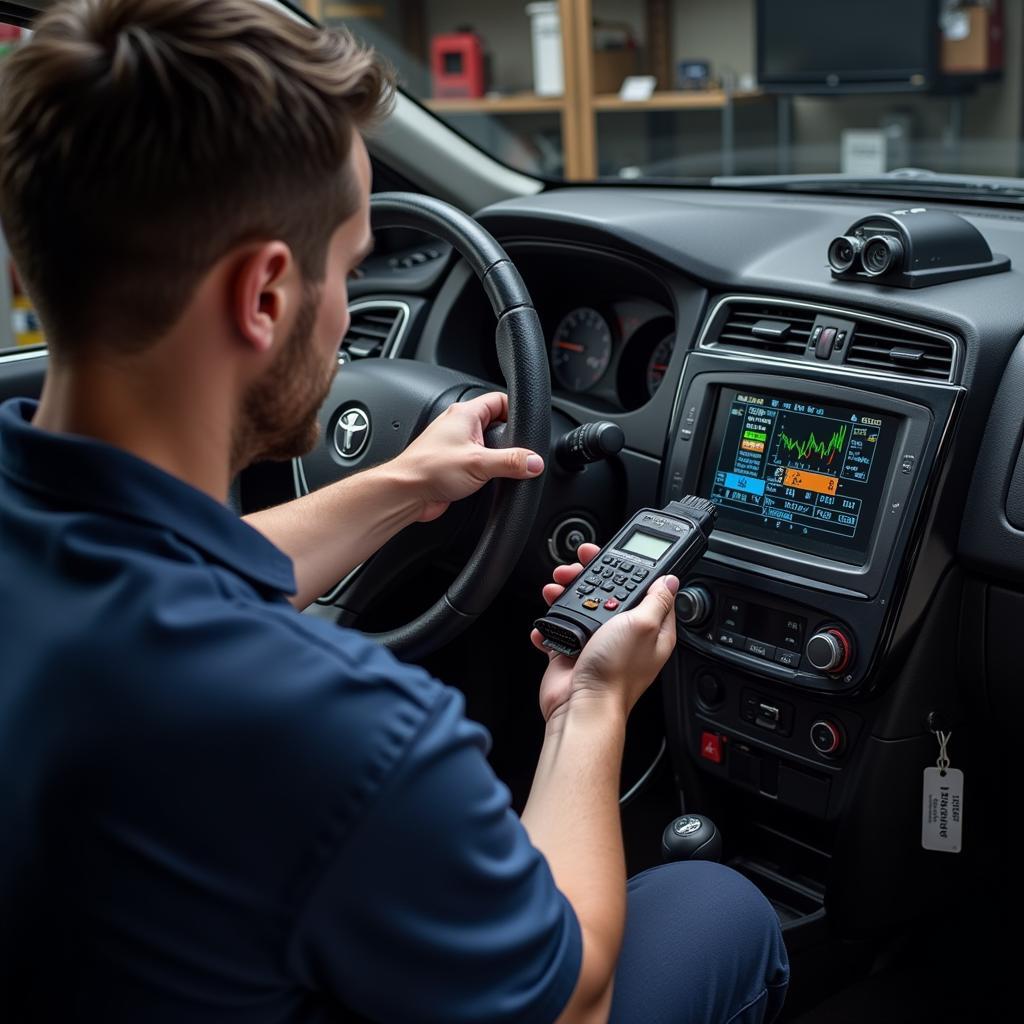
(777, 422, 847, 464)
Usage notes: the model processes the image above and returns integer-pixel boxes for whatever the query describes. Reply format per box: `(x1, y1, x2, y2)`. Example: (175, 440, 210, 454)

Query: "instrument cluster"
(547, 298, 676, 410)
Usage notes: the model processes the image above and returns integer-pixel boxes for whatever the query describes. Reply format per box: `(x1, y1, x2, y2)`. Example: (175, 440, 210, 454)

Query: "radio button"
(774, 649, 801, 669)
(744, 638, 775, 660)
(717, 630, 744, 649)
(720, 597, 744, 631)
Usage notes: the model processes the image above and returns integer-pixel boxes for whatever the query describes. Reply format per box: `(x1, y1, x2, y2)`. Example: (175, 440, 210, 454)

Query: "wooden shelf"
(424, 94, 565, 115)
(593, 89, 763, 112)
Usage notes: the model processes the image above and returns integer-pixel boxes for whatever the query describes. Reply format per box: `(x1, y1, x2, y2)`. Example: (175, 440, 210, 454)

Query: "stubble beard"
(231, 283, 337, 472)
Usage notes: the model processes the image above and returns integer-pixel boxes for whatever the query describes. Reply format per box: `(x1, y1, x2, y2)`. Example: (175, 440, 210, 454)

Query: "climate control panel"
(676, 580, 859, 692)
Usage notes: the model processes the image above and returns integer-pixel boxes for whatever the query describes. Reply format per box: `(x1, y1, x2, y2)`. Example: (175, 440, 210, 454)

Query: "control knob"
(810, 720, 845, 757)
(805, 627, 853, 674)
(676, 585, 712, 628)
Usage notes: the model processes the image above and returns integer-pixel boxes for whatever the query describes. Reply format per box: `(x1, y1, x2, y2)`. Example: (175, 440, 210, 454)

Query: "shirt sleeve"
(287, 685, 582, 1024)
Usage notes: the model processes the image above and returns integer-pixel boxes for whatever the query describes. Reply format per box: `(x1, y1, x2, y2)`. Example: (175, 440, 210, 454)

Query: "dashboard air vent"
(711, 301, 816, 358)
(845, 323, 953, 381)
(339, 302, 407, 363)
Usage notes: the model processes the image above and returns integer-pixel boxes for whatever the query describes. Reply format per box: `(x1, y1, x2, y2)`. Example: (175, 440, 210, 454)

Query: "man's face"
(235, 135, 373, 469)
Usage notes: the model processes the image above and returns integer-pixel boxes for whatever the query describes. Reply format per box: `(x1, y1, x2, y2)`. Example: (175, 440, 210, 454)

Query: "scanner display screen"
(621, 530, 674, 561)
(699, 388, 899, 564)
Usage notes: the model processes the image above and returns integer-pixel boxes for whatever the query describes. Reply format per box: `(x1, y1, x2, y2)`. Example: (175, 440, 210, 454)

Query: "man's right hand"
(530, 543, 680, 723)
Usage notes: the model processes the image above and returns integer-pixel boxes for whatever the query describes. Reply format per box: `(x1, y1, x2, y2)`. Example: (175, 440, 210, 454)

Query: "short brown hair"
(0, 0, 392, 353)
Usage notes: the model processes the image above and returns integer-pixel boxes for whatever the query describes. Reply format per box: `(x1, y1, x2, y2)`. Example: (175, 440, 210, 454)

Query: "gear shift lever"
(661, 814, 723, 863)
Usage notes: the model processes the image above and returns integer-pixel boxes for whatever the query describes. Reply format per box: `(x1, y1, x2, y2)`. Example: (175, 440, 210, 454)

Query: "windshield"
(314, 0, 1021, 190)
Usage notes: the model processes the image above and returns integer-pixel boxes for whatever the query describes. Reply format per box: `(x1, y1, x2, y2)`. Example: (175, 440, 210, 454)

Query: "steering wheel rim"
(356, 192, 550, 658)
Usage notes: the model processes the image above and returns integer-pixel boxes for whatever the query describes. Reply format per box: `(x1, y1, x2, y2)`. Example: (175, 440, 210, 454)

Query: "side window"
(0, 22, 44, 354)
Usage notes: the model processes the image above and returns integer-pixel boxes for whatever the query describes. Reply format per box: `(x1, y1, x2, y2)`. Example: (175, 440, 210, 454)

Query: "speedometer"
(550, 307, 613, 392)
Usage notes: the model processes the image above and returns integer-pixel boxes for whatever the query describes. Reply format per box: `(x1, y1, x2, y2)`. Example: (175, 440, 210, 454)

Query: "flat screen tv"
(757, 0, 939, 93)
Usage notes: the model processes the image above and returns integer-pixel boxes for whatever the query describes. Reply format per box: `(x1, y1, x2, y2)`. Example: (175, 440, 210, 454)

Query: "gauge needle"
(556, 342, 585, 352)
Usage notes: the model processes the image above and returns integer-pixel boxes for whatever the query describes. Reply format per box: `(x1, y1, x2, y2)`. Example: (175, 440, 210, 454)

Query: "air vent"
(845, 323, 954, 381)
(339, 301, 408, 363)
(710, 301, 816, 358)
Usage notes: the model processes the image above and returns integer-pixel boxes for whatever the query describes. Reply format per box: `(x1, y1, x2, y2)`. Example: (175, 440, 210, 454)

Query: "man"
(0, 1, 788, 1021)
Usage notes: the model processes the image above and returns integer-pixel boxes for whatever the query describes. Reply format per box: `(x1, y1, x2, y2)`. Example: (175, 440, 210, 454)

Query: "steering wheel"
(295, 193, 551, 660)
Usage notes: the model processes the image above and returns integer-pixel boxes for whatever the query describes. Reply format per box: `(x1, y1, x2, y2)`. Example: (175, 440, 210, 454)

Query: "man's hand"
(393, 392, 544, 523)
(530, 543, 679, 723)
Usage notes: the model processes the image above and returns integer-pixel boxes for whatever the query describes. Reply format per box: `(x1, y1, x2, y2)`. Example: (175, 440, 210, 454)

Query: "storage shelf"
(424, 93, 565, 115)
(593, 88, 763, 112)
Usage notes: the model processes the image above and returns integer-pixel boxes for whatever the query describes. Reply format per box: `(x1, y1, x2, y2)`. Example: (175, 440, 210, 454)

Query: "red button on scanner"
(603, 598, 620, 611)
(700, 731, 724, 764)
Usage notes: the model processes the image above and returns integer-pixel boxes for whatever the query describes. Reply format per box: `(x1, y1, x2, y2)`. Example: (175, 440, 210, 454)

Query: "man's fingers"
(459, 391, 509, 429)
(478, 445, 545, 480)
(575, 543, 601, 566)
(542, 582, 565, 606)
(552, 562, 583, 585)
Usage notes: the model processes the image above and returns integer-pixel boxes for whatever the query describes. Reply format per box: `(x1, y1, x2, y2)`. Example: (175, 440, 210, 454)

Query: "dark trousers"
(610, 861, 790, 1024)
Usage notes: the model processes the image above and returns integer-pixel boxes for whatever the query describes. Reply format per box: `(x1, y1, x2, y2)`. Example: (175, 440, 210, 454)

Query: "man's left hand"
(394, 392, 545, 523)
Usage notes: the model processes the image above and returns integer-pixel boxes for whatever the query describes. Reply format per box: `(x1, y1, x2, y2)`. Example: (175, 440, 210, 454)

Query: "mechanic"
(0, 1, 788, 1021)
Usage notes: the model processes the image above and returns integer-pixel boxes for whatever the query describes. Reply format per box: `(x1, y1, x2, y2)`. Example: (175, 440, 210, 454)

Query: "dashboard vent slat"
(708, 301, 816, 359)
(339, 303, 407, 363)
(846, 323, 954, 381)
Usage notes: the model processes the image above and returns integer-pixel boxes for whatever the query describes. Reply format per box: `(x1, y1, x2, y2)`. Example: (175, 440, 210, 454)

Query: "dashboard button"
(744, 638, 775, 660)
(700, 731, 724, 764)
(720, 597, 745, 631)
(717, 630, 745, 649)
(816, 327, 836, 359)
(774, 649, 801, 669)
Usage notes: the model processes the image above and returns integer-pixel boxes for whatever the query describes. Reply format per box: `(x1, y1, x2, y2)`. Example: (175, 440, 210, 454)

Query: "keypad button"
(613, 573, 627, 585)
(586, 575, 602, 587)
(601, 582, 615, 592)
(625, 581, 637, 591)
(602, 568, 614, 578)
(576, 584, 595, 595)
(614, 589, 629, 600)
(603, 598, 620, 611)
(601, 556, 614, 564)
(582, 598, 601, 610)
(633, 568, 649, 580)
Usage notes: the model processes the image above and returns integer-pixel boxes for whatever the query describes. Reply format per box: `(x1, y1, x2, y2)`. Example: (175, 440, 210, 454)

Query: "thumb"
(479, 446, 545, 480)
(634, 575, 680, 630)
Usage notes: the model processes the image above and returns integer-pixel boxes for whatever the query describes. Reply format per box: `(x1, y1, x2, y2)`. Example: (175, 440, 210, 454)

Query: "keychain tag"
(921, 728, 964, 853)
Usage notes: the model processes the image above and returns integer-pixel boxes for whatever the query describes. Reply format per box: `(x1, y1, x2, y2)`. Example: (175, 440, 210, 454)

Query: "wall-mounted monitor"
(757, 0, 939, 94)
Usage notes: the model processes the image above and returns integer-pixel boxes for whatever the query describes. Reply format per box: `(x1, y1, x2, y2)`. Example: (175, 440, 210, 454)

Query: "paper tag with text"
(921, 767, 964, 853)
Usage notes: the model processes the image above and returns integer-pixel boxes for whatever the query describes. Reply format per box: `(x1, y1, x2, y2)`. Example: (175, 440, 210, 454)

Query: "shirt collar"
(0, 398, 296, 596)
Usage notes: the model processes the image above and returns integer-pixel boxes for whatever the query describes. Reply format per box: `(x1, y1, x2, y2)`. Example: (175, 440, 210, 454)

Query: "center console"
(661, 296, 963, 825)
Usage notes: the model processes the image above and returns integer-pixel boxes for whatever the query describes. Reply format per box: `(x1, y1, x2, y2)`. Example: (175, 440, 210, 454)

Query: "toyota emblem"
(334, 407, 370, 460)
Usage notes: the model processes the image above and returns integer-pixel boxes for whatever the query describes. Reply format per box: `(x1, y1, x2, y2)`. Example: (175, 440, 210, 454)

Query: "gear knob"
(661, 814, 723, 863)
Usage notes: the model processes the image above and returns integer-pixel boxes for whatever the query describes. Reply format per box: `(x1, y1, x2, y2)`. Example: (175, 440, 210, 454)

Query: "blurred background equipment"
(431, 28, 488, 98)
(526, 2, 564, 96)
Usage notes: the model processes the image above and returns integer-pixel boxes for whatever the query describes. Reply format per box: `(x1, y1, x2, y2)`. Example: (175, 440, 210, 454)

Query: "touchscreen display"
(622, 530, 673, 561)
(699, 389, 899, 564)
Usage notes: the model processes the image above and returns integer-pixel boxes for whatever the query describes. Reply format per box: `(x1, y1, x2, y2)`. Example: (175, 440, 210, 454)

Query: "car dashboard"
(334, 184, 1024, 940)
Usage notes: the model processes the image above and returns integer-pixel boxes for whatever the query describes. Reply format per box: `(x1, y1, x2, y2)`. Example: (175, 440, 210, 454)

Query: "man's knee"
(616, 860, 789, 1023)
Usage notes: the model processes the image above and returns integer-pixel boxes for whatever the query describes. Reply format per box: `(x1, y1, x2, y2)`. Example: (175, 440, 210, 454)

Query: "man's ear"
(230, 242, 296, 354)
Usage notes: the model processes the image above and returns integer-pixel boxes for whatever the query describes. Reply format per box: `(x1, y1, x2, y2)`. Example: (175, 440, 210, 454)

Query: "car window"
(0, 22, 44, 355)
(314, 0, 1024, 195)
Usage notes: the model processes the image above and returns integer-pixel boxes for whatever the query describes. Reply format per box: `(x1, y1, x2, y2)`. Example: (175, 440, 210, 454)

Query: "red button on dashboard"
(700, 731, 723, 764)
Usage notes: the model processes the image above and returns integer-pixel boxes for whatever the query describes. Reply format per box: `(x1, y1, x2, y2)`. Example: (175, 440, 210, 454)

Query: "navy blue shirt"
(0, 398, 581, 1023)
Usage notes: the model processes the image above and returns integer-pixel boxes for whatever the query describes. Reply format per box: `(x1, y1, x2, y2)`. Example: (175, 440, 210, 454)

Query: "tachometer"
(551, 307, 613, 392)
(646, 334, 675, 397)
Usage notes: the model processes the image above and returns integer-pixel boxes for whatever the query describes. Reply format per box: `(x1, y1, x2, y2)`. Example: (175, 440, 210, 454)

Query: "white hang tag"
(921, 767, 964, 853)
